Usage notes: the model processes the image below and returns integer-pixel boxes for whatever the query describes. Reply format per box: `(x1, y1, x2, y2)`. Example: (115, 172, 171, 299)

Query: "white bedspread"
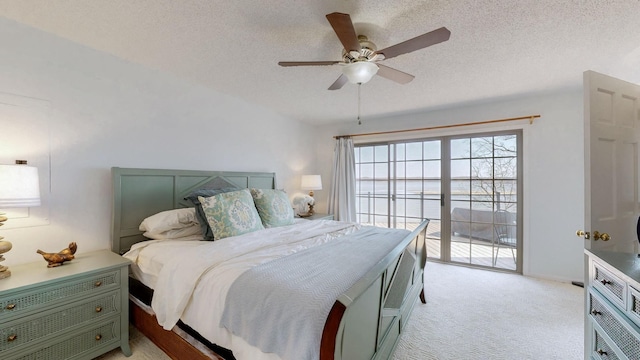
(123, 219, 360, 360)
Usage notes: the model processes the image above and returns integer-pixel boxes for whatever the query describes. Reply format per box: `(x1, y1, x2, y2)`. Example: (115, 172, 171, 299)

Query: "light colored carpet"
(98, 262, 583, 360)
(94, 324, 171, 360)
(392, 262, 584, 360)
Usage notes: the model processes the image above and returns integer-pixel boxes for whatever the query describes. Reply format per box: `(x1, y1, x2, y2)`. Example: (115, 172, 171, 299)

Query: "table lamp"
(0, 160, 41, 279)
(301, 175, 322, 215)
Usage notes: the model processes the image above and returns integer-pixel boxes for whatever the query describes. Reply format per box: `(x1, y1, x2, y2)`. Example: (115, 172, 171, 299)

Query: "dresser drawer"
(593, 327, 620, 360)
(590, 290, 640, 359)
(592, 262, 626, 308)
(8, 317, 121, 360)
(627, 286, 640, 329)
(0, 269, 120, 319)
(0, 291, 120, 352)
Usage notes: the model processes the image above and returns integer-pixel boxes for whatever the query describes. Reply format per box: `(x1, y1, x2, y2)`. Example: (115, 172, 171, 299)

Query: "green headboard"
(111, 167, 276, 255)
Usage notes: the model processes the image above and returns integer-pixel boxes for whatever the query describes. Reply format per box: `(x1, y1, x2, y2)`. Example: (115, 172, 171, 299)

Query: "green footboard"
(321, 219, 429, 360)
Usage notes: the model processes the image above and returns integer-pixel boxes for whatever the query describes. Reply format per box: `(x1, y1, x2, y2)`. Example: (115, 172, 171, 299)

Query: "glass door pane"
(422, 141, 442, 260)
(450, 134, 519, 271)
(355, 145, 390, 227)
(354, 131, 520, 273)
(392, 140, 442, 259)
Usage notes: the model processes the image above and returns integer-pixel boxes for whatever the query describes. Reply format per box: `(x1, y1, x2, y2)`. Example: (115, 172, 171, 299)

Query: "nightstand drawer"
(0, 269, 120, 319)
(0, 291, 120, 351)
(9, 318, 121, 360)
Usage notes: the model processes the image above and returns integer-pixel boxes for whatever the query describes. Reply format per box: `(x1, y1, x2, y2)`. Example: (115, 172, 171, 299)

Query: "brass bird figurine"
(36, 242, 77, 268)
(58, 242, 77, 256)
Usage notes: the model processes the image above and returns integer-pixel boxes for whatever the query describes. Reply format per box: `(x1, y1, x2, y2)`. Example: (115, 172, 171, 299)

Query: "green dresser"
(585, 249, 640, 360)
(0, 250, 131, 360)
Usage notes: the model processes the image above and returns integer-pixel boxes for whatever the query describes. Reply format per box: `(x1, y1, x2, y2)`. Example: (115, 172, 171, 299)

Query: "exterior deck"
(363, 219, 517, 271)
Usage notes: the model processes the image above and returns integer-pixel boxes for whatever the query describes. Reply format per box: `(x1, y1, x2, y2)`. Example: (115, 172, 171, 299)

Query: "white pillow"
(139, 208, 201, 239)
(142, 228, 202, 241)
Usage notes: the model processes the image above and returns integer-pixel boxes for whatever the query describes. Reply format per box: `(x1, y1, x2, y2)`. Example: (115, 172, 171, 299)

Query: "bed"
(110, 167, 428, 360)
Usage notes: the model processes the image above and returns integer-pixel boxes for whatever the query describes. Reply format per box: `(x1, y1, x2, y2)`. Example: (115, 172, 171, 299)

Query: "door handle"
(577, 230, 610, 241)
(592, 231, 611, 241)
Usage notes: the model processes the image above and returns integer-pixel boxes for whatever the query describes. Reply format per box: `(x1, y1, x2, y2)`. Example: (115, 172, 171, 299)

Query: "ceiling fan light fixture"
(342, 62, 379, 84)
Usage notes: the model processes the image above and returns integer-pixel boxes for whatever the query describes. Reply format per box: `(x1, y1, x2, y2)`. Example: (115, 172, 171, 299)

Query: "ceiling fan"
(278, 12, 450, 90)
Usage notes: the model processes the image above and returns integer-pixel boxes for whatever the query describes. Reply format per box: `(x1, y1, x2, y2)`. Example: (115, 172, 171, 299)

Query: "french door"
(354, 131, 522, 272)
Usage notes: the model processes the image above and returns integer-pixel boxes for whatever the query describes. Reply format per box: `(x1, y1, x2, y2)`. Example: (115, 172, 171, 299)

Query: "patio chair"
(493, 210, 516, 266)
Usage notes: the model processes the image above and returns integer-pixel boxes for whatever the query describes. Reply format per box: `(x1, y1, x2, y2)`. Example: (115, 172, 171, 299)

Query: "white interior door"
(584, 70, 640, 253)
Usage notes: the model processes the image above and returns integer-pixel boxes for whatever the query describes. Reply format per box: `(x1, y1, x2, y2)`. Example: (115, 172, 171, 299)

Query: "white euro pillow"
(139, 208, 201, 239)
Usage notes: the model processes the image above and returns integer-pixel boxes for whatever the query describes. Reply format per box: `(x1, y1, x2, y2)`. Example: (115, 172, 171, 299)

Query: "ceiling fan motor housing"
(342, 35, 380, 63)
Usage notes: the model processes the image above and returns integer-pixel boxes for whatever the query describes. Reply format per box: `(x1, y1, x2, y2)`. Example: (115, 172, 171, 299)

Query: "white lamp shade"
(342, 62, 379, 84)
(0, 164, 41, 208)
(301, 175, 322, 191)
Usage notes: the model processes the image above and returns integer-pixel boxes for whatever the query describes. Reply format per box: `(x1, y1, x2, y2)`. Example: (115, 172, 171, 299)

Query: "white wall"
(314, 91, 585, 282)
(0, 18, 318, 266)
(0, 17, 586, 282)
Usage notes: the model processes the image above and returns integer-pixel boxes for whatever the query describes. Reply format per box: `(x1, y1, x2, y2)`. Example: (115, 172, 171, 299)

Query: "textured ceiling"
(1, 0, 640, 125)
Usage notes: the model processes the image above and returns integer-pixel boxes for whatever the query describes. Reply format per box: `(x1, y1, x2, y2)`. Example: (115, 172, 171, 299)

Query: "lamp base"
(0, 269, 11, 279)
(0, 239, 12, 280)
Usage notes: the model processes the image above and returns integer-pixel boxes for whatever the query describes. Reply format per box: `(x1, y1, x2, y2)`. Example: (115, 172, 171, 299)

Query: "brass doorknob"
(576, 230, 590, 239)
(577, 230, 611, 241)
(593, 231, 611, 241)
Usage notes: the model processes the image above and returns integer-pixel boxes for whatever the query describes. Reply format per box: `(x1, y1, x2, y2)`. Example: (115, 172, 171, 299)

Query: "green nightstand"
(0, 249, 131, 360)
(299, 213, 334, 221)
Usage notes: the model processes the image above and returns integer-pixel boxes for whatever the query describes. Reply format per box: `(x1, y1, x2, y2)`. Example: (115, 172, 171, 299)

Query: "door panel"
(584, 71, 640, 253)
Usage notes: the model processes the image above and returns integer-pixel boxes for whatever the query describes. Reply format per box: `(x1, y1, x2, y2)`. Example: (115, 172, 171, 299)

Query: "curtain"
(328, 137, 356, 222)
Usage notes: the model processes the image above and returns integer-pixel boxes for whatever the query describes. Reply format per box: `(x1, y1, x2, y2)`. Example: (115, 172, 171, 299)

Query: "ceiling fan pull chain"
(357, 83, 362, 125)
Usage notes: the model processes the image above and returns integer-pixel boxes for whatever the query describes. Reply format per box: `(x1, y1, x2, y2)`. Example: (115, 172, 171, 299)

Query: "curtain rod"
(334, 114, 540, 139)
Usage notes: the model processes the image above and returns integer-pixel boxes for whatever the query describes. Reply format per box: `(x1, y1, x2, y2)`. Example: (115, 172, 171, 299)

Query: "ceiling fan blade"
(326, 12, 361, 52)
(376, 27, 451, 60)
(278, 61, 340, 67)
(376, 64, 415, 84)
(328, 74, 348, 90)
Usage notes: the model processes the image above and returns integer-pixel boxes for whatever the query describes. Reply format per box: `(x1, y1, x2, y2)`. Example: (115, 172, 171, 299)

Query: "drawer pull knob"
(597, 349, 607, 356)
(8, 334, 17, 342)
(591, 309, 602, 316)
(5, 303, 16, 310)
(94, 281, 102, 287)
(600, 279, 612, 286)
(95, 306, 102, 313)
(95, 334, 102, 341)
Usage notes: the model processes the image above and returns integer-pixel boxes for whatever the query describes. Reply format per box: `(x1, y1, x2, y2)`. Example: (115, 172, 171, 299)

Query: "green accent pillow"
(250, 188, 295, 228)
(198, 189, 265, 240)
(185, 187, 239, 240)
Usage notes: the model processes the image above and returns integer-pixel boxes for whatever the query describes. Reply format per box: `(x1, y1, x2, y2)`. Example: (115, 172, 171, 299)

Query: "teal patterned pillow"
(250, 188, 295, 228)
(198, 189, 264, 240)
